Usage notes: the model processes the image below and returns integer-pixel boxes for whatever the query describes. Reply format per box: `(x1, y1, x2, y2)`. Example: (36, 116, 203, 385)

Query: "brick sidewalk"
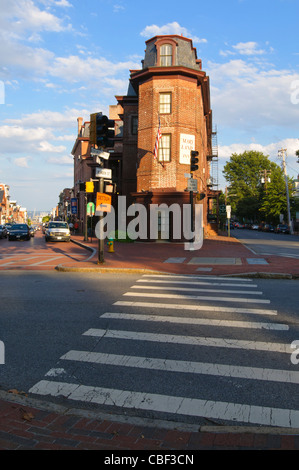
(57, 233, 299, 278)
(0, 392, 298, 450)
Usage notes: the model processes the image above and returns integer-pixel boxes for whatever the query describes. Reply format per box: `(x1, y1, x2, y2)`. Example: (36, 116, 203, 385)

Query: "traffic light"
(90, 113, 115, 149)
(190, 150, 199, 172)
(85, 181, 94, 193)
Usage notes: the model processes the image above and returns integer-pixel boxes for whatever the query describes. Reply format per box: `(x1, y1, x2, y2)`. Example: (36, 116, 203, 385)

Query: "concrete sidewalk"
(1, 233, 298, 451)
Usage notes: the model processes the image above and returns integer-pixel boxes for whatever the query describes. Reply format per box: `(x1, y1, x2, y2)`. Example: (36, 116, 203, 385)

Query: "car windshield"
(49, 222, 68, 228)
(10, 224, 28, 230)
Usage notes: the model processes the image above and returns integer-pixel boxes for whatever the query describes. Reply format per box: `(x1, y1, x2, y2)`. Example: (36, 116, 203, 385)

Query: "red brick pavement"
(0, 392, 298, 450)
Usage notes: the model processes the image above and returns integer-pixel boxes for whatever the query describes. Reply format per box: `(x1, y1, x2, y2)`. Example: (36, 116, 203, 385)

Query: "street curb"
(66, 238, 299, 279)
(1, 390, 298, 436)
(55, 265, 169, 274)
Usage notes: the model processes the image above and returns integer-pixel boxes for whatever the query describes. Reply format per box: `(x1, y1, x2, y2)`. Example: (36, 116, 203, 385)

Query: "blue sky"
(0, 0, 298, 211)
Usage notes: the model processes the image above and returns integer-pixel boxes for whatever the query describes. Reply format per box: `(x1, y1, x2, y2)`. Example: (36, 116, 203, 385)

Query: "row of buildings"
(57, 34, 220, 241)
(0, 183, 27, 225)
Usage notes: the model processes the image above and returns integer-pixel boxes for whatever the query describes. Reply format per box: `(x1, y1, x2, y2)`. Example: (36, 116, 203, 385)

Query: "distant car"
(235, 222, 245, 229)
(0, 225, 6, 238)
(45, 221, 71, 242)
(275, 224, 290, 234)
(251, 224, 259, 230)
(4, 223, 14, 237)
(8, 224, 30, 241)
(29, 226, 35, 237)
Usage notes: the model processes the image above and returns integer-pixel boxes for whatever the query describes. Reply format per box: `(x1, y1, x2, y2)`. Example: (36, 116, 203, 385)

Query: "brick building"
(71, 34, 219, 240)
(112, 34, 219, 240)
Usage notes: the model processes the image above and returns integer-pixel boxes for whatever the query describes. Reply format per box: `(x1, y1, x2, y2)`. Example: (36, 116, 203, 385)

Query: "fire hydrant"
(107, 238, 114, 253)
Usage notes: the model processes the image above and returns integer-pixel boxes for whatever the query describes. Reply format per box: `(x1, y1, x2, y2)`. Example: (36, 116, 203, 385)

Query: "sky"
(0, 0, 299, 212)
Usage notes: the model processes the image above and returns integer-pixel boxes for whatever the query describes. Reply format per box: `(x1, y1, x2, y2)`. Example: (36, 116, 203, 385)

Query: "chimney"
(77, 117, 83, 135)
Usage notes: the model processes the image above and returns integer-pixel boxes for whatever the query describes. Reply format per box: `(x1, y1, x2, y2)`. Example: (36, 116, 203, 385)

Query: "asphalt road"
(232, 228, 299, 259)
(0, 268, 298, 428)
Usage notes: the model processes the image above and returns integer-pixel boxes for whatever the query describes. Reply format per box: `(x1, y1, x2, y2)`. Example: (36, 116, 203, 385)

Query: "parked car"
(45, 221, 71, 242)
(275, 224, 290, 234)
(8, 224, 30, 241)
(235, 222, 245, 229)
(0, 224, 6, 238)
(4, 223, 14, 237)
(251, 224, 259, 230)
(262, 224, 274, 232)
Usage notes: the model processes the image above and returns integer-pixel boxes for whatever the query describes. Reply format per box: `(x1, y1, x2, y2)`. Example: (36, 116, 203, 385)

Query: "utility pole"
(278, 148, 293, 234)
(260, 169, 271, 194)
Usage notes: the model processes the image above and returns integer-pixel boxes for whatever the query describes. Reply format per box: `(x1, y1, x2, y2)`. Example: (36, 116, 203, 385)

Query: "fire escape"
(206, 126, 220, 232)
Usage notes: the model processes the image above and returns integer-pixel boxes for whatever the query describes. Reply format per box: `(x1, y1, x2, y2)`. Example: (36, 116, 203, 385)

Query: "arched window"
(155, 38, 177, 67)
(160, 44, 173, 66)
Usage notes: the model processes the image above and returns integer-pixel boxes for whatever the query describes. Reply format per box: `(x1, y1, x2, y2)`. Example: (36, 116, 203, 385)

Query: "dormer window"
(155, 37, 178, 67)
(160, 44, 172, 66)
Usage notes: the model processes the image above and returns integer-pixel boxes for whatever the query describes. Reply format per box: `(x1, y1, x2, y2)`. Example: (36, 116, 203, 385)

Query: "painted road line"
(137, 279, 258, 288)
(0, 256, 41, 266)
(101, 312, 288, 330)
(29, 380, 299, 428)
(123, 292, 270, 304)
(82, 328, 292, 354)
(29, 256, 64, 266)
(61, 350, 298, 384)
(142, 274, 254, 282)
(114, 301, 278, 315)
(130, 285, 263, 295)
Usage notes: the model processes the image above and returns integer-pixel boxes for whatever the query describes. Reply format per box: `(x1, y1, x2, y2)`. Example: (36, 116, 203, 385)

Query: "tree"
(296, 149, 299, 164)
(223, 150, 285, 222)
(259, 166, 289, 224)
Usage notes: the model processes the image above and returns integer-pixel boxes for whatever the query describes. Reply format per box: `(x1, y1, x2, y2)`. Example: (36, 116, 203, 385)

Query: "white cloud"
(0, 0, 71, 34)
(38, 141, 66, 153)
(14, 156, 31, 168)
(232, 42, 265, 56)
(140, 22, 207, 45)
(207, 59, 299, 131)
(47, 155, 73, 165)
(220, 41, 267, 57)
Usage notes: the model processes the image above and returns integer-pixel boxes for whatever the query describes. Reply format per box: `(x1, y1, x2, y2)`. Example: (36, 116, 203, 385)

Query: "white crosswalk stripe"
(29, 274, 298, 428)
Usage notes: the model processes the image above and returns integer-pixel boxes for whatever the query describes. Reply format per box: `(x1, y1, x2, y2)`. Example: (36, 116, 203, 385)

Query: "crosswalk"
(29, 274, 299, 428)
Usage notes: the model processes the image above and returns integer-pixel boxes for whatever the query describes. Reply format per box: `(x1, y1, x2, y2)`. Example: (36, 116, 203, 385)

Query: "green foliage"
(223, 150, 289, 223)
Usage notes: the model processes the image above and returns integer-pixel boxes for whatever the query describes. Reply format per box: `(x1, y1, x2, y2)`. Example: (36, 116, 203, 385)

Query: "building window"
(158, 134, 171, 162)
(159, 93, 172, 114)
(160, 44, 172, 66)
(131, 116, 138, 135)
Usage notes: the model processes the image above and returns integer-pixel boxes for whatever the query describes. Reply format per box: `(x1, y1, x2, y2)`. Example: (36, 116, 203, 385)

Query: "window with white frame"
(159, 92, 172, 114)
(158, 134, 171, 162)
(160, 44, 173, 66)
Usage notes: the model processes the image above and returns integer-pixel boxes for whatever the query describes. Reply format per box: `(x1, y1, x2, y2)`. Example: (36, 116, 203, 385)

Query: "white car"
(45, 221, 71, 242)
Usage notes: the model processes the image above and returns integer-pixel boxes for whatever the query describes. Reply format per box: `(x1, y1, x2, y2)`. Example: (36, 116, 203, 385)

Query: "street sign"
(71, 198, 78, 214)
(91, 149, 110, 160)
(87, 202, 95, 216)
(95, 168, 112, 179)
(226, 205, 231, 218)
(96, 192, 112, 214)
(187, 178, 198, 191)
